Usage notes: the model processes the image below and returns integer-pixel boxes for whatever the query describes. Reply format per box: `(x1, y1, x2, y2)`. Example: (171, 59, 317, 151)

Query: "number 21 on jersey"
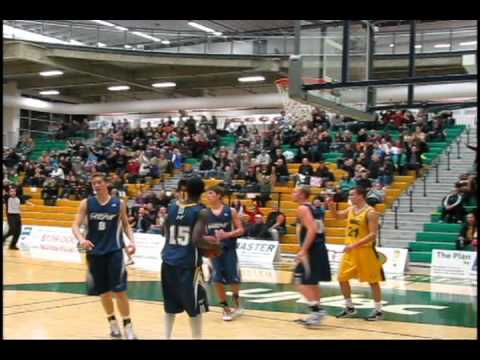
(169, 225, 190, 246)
(347, 227, 359, 238)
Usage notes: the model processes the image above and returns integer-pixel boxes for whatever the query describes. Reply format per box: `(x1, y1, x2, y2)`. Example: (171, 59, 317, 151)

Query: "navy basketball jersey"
(298, 204, 325, 246)
(206, 206, 236, 249)
(162, 202, 205, 268)
(86, 196, 124, 255)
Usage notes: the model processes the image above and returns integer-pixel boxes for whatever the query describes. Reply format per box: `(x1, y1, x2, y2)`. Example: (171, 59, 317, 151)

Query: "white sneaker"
(109, 320, 122, 339)
(231, 307, 245, 319)
(222, 308, 233, 321)
(303, 310, 326, 328)
(123, 323, 138, 339)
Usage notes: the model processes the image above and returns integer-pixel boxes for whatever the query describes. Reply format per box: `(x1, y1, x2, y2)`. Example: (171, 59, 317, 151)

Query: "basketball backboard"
(289, 21, 375, 121)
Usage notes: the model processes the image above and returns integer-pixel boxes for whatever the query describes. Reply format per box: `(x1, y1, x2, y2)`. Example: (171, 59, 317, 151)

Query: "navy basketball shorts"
(294, 240, 331, 285)
(86, 250, 128, 296)
(161, 262, 209, 317)
(211, 246, 241, 284)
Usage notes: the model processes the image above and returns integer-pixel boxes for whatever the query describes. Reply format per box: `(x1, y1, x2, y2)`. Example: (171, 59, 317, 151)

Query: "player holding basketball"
(328, 186, 385, 321)
(205, 186, 245, 321)
(292, 186, 331, 327)
(161, 177, 220, 339)
(72, 173, 137, 339)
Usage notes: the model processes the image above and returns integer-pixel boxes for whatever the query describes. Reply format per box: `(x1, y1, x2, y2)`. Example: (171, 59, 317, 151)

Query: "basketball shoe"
(109, 320, 122, 339)
(231, 307, 245, 319)
(124, 323, 138, 339)
(303, 309, 327, 328)
(335, 307, 357, 318)
(365, 309, 384, 321)
(222, 307, 233, 321)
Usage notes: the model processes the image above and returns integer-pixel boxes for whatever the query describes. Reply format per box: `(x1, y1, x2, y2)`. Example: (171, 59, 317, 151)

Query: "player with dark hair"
(328, 186, 385, 321)
(72, 173, 137, 339)
(292, 186, 331, 328)
(205, 185, 245, 321)
(161, 177, 221, 339)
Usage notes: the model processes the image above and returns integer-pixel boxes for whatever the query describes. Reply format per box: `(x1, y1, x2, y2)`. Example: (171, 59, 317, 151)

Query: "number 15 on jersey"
(169, 225, 190, 246)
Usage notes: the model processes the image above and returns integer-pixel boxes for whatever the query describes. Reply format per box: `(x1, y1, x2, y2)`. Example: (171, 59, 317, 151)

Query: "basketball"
(200, 246, 222, 258)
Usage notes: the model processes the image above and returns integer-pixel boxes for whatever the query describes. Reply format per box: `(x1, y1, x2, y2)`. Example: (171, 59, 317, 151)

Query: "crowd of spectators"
(3, 107, 469, 243)
(435, 171, 477, 251)
(48, 118, 90, 140)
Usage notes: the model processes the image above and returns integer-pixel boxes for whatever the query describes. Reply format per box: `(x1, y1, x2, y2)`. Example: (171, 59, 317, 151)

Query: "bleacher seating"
(12, 124, 468, 258)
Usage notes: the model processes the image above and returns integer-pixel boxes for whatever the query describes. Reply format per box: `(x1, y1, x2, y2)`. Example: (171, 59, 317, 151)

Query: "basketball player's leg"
(224, 249, 243, 314)
(98, 291, 122, 339)
(369, 282, 381, 302)
(161, 262, 181, 339)
(294, 256, 325, 327)
(212, 254, 233, 320)
(114, 291, 130, 318)
(214, 283, 228, 303)
(109, 251, 137, 338)
(339, 281, 352, 299)
(86, 254, 122, 339)
(336, 252, 358, 318)
(230, 283, 241, 307)
(182, 267, 208, 339)
(366, 282, 384, 321)
(100, 291, 115, 314)
(357, 249, 384, 320)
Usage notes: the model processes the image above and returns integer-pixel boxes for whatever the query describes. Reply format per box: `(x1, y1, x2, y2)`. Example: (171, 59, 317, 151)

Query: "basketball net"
(274, 77, 330, 124)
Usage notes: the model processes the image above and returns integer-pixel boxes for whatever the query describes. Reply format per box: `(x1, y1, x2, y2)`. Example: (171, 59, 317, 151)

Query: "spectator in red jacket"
(127, 158, 140, 183)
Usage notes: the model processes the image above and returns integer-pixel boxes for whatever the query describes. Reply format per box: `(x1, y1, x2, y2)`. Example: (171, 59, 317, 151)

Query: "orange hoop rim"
(275, 77, 329, 89)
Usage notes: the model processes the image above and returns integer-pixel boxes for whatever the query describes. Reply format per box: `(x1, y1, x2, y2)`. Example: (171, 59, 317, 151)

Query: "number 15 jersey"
(162, 202, 205, 268)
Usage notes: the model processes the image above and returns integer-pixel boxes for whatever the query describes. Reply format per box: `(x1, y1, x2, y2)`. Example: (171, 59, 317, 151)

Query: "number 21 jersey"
(345, 206, 374, 248)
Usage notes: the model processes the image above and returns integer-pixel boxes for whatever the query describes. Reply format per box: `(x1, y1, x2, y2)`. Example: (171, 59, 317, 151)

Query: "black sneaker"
(9, 245, 19, 250)
(335, 307, 356, 318)
(293, 317, 307, 324)
(365, 309, 384, 321)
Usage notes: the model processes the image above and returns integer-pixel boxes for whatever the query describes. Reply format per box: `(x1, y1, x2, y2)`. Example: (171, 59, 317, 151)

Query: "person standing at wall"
(3, 188, 33, 250)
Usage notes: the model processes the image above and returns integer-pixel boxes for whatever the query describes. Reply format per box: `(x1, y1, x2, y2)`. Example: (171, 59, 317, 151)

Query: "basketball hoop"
(275, 77, 330, 124)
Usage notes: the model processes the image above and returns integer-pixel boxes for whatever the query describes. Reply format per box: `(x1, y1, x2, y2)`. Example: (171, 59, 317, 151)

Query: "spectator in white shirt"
(256, 150, 271, 166)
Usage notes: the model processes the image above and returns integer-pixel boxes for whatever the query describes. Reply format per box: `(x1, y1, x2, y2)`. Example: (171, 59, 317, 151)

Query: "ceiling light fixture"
(238, 76, 266, 83)
(415, 45, 422, 49)
(152, 82, 176, 88)
(97, 42, 107, 47)
(188, 21, 221, 36)
(69, 39, 85, 46)
(460, 41, 477, 46)
(434, 44, 451, 48)
(39, 90, 60, 95)
(131, 31, 161, 42)
(91, 20, 116, 27)
(39, 70, 64, 77)
(124, 45, 132, 49)
(90, 21, 127, 31)
(389, 43, 395, 48)
(108, 85, 130, 91)
(161, 40, 171, 45)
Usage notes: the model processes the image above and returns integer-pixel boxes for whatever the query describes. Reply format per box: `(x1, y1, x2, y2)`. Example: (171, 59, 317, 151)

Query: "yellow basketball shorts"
(337, 247, 385, 283)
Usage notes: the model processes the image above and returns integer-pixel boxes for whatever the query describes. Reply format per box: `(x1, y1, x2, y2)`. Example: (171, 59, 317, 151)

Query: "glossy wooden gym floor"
(3, 249, 477, 340)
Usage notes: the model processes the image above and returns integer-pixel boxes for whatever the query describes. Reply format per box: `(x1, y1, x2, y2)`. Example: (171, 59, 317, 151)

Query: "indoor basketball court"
(3, 250, 476, 339)
(3, 19, 477, 341)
